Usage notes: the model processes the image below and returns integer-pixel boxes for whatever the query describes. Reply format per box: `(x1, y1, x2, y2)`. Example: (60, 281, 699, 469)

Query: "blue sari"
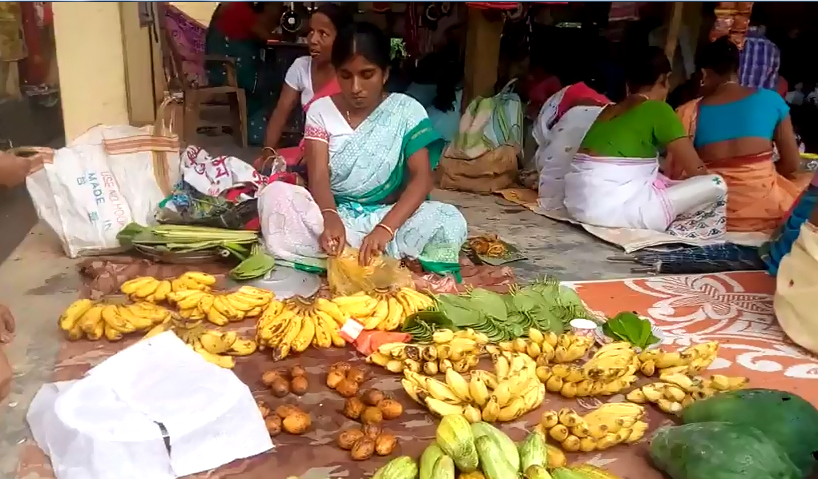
(760, 171, 818, 275)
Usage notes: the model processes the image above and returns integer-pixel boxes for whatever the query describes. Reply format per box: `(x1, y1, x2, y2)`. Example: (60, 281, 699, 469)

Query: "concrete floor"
(0, 109, 638, 476)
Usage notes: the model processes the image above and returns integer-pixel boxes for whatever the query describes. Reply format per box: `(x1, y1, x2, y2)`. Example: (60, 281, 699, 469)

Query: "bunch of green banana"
(331, 287, 433, 331)
(120, 271, 217, 303)
(535, 403, 648, 453)
(626, 372, 749, 415)
(366, 329, 486, 375)
(167, 285, 274, 325)
(401, 351, 544, 423)
(535, 341, 640, 398)
(58, 298, 172, 341)
(488, 328, 595, 365)
(255, 295, 346, 360)
(637, 341, 720, 377)
(143, 318, 257, 369)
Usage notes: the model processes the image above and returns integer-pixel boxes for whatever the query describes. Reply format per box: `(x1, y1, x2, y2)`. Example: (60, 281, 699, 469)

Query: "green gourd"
(649, 422, 801, 479)
(682, 388, 818, 477)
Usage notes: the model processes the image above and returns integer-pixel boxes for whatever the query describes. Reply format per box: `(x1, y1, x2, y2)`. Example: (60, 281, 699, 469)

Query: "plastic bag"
(327, 247, 414, 296)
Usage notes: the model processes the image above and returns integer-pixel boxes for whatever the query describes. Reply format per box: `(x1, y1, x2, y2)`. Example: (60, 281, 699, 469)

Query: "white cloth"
(564, 153, 727, 231)
(535, 105, 603, 210)
(303, 96, 356, 154)
(284, 56, 315, 105)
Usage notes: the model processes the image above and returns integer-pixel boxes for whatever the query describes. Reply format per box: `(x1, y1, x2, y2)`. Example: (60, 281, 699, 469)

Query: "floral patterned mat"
(16, 271, 818, 479)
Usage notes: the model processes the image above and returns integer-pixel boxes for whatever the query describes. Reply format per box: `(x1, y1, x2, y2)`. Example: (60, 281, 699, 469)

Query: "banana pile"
(256, 296, 346, 360)
(58, 298, 172, 341)
(536, 342, 639, 398)
(143, 318, 256, 368)
(332, 287, 433, 331)
(626, 372, 749, 414)
(366, 329, 487, 375)
(489, 329, 595, 364)
(166, 286, 275, 324)
(120, 272, 217, 302)
(638, 341, 719, 377)
(535, 403, 648, 452)
(401, 351, 545, 423)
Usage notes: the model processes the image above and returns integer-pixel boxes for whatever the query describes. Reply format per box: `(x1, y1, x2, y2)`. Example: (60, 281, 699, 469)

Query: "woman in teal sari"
(205, 2, 279, 145)
(258, 22, 468, 278)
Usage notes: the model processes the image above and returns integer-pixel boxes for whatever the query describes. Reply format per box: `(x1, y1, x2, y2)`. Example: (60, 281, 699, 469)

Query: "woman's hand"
(0, 152, 29, 188)
(0, 304, 16, 343)
(320, 213, 346, 256)
(359, 225, 393, 266)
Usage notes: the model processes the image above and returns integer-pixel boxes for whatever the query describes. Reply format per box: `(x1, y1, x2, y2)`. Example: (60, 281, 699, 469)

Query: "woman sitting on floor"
(671, 38, 810, 233)
(205, 2, 281, 145)
(770, 172, 818, 354)
(534, 80, 610, 210)
(563, 46, 727, 231)
(258, 22, 468, 278)
(263, 4, 352, 166)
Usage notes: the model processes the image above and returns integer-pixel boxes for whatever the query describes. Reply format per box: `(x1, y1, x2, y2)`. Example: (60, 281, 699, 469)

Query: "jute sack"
(437, 144, 519, 194)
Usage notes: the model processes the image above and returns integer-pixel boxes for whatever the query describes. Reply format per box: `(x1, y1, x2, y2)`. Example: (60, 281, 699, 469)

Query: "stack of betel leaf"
(402, 278, 593, 343)
(601, 311, 660, 351)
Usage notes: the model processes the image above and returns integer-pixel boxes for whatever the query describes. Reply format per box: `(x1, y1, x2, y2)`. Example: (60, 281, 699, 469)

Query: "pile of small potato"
(341, 388, 405, 425)
(257, 401, 311, 437)
(262, 366, 310, 398)
(326, 362, 368, 398)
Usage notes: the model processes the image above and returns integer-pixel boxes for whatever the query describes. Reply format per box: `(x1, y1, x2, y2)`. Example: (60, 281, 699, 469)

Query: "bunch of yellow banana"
(142, 318, 257, 369)
(255, 296, 346, 360)
(626, 372, 749, 415)
(488, 329, 594, 364)
(331, 287, 433, 331)
(400, 351, 544, 423)
(58, 298, 172, 341)
(120, 272, 217, 303)
(166, 286, 275, 325)
(637, 341, 720, 377)
(366, 329, 486, 375)
(535, 404, 648, 453)
(534, 341, 639, 397)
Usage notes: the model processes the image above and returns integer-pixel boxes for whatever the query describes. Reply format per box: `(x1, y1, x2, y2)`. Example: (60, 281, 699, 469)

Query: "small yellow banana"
(76, 304, 105, 334)
(120, 277, 156, 295)
(58, 299, 95, 331)
(199, 330, 238, 354)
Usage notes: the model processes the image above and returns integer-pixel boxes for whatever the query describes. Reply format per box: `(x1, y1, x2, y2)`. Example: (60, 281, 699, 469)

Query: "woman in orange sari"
(671, 38, 809, 233)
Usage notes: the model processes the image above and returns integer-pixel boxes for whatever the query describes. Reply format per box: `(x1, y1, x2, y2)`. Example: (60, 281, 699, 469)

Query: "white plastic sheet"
(27, 332, 272, 479)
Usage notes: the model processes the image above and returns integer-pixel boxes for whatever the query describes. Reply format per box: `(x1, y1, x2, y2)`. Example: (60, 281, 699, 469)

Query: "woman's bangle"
(376, 223, 395, 239)
(321, 208, 340, 217)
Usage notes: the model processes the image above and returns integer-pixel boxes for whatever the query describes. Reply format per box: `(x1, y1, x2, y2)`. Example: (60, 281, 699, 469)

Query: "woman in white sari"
(564, 47, 727, 231)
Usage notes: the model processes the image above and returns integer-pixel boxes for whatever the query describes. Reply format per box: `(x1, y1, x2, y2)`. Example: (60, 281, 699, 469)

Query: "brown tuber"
(275, 404, 302, 419)
(282, 412, 311, 435)
(265, 416, 282, 436)
(377, 399, 403, 420)
(361, 389, 385, 406)
(337, 429, 365, 450)
(261, 370, 281, 386)
(291, 376, 308, 396)
(290, 365, 306, 378)
(362, 423, 382, 439)
(346, 367, 366, 384)
(350, 437, 375, 461)
(331, 362, 351, 374)
(326, 369, 345, 389)
(335, 379, 360, 398)
(361, 406, 383, 425)
(375, 433, 397, 456)
(342, 397, 366, 420)
(256, 400, 271, 419)
(271, 377, 290, 398)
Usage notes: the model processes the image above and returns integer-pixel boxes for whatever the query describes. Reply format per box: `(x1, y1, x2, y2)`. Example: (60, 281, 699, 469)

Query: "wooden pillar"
(462, 8, 504, 111)
(664, 2, 684, 60)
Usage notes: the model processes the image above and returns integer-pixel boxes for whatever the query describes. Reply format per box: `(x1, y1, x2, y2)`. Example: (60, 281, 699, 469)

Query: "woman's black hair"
(312, 3, 353, 32)
(624, 45, 672, 92)
(331, 22, 391, 70)
(697, 37, 740, 77)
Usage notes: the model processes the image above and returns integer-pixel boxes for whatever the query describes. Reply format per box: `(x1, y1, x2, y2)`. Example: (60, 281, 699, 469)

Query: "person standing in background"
(739, 15, 781, 90)
(0, 149, 24, 400)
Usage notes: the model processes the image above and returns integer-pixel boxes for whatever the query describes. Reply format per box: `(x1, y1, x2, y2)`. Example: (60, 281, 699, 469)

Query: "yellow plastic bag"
(327, 247, 414, 296)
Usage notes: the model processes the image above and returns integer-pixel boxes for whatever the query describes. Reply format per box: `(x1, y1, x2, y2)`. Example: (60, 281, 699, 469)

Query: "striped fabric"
(739, 28, 781, 90)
